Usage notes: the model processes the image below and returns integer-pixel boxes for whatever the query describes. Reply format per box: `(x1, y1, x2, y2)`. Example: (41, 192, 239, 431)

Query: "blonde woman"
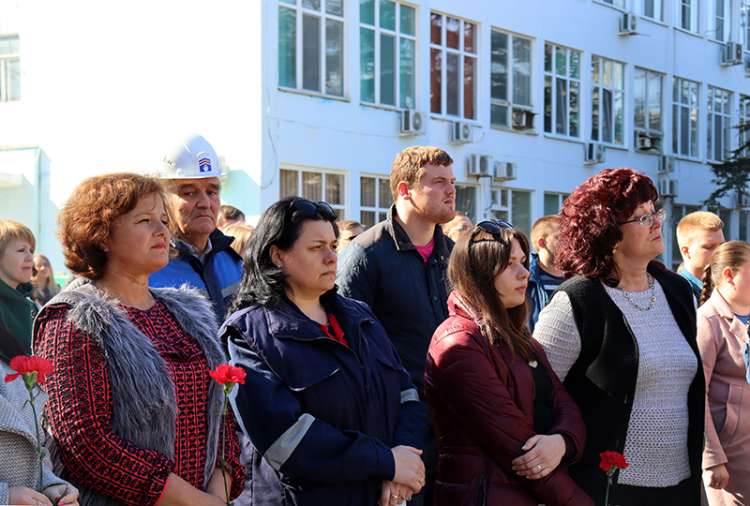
(698, 241, 750, 505)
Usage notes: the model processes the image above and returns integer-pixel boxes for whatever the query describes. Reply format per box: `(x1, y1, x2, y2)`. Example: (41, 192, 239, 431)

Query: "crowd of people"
(0, 135, 748, 506)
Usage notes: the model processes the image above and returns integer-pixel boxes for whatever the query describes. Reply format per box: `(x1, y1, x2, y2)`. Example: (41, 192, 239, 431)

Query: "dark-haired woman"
(424, 220, 592, 506)
(221, 197, 430, 506)
(533, 168, 704, 506)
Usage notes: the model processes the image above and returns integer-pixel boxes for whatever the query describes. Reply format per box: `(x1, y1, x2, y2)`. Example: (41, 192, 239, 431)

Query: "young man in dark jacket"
(527, 215, 566, 332)
(337, 145, 456, 505)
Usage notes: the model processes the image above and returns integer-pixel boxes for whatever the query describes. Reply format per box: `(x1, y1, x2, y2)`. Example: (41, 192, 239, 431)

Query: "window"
(360, 1, 416, 109)
(743, 2, 750, 48)
(720, 208, 733, 239)
(490, 188, 532, 237)
(543, 43, 581, 137)
(601, 0, 626, 8)
(278, 0, 345, 97)
(280, 168, 346, 218)
(359, 174, 392, 228)
(679, 0, 699, 32)
(490, 30, 532, 129)
(455, 185, 478, 222)
(0, 35, 19, 102)
(671, 203, 701, 270)
(741, 210, 750, 242)
(707, 86, 732, 162)
(430, 12, 477, 119)
(740, 95, 750, 156)
(543, 192, 569, 215)
(672, 77, 700, 158)
(634, 68, 663, 141)
(638, 0, 663, 20)
(591, 56, 625, 145)
(711, 0, 731, 41)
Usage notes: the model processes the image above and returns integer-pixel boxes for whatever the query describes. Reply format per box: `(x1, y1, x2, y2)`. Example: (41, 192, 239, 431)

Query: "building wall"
(262, 0, 750, 267)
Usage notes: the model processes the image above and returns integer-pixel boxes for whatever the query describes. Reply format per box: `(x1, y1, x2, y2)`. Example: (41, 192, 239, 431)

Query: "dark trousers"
(611, 478, 697, 506)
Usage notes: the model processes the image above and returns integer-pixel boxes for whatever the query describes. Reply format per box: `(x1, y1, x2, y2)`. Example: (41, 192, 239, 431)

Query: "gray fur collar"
(34, 283, 226, 505)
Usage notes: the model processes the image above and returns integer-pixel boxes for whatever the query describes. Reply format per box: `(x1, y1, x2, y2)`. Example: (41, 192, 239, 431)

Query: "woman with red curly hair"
(533, 168, 704, 506)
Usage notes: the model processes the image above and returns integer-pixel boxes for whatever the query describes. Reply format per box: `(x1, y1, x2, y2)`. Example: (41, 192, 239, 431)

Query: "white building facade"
(1, 0, 750, 274)
(262, 0, 750, 268)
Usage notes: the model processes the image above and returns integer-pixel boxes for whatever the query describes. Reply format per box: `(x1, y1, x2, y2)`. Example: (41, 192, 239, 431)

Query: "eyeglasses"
(289, 198, 337, 222)
(469, 219, 514, 244)
(619, 208, 667, 227)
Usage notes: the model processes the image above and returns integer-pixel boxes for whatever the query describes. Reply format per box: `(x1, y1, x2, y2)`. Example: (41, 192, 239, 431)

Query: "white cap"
(159, 134, 222, 179)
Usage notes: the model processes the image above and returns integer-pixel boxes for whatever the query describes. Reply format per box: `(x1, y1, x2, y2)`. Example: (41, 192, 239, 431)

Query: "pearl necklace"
(618, 274, 657, 312)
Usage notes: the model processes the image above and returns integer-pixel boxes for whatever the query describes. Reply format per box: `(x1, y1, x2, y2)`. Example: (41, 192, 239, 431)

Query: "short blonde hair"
(223, 223, 255, 258)
(530, 215, 560, 250)
(390, 146, 453, 201)
(0, 220, 35, 257)
(676, 211, 723, 248)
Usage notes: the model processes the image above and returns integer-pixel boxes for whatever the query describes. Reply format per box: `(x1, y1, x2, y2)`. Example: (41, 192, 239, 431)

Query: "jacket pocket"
(718, 383, 744, 443)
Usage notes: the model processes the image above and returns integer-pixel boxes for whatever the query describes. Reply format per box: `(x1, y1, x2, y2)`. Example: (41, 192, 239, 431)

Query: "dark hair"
(220, 204, 245, 222)
(231, 197, 338, 310)
(556, 168, 658, 286)
(448, 226, 534, 361)
(58, 173, 169, 280)
(700, 241, 750, 305)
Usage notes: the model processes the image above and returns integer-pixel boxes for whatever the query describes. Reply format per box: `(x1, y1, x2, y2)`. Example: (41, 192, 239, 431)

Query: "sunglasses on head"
(289, 198, 337, 222)
(469, 219, 514, 244)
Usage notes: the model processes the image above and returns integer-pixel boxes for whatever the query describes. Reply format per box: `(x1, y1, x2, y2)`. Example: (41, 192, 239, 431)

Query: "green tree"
(704, 121, 750, 210)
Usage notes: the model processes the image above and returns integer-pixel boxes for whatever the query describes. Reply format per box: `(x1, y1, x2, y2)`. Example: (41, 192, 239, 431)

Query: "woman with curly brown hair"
(533, 168, 704, 506)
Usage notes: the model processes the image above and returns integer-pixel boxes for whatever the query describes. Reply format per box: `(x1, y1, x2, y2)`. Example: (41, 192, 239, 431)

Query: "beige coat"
(697, 290, 750, 506)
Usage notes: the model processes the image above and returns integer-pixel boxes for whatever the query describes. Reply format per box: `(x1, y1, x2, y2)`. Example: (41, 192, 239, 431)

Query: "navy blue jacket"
(149, 228, 242, 319)
(337, 206, 453, 393)
(221, 290, 429, 506)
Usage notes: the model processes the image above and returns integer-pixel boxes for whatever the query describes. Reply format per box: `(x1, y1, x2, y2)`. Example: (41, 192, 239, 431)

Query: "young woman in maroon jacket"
(423, 220, 592, 506)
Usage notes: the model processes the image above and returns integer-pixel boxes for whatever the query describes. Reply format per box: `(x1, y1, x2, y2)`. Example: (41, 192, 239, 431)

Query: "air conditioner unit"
(636, 132, 654, 151)
(721, 42, 743, 66)
(583, 143, 605, 165)
(450, 121, 473, 144)
(658, 154, 675, 174)
(399, 110, 423, 136)
(511, 109, 535, 131)
(493, 161, 517, 182)
(658, 178, 678, 198)
(618, 12, 638, 35)
(466, 154, 492, 178)
(744, 56, 750, 77)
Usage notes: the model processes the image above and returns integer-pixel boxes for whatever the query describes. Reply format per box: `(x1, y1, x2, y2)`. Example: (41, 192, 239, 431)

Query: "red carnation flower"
(5, 355, 54, 387)
(209, 364, 246, 386)
(599, 451, 629, 475)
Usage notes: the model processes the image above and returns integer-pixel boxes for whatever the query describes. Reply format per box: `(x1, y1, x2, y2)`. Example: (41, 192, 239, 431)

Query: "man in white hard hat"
(149, 134, 243, 319)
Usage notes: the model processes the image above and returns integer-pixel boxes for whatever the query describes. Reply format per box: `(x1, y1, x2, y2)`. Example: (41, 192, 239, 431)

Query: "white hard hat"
(160, 134, 222, 179)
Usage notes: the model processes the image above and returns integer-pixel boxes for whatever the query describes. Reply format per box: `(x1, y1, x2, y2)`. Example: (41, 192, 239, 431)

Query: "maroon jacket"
(424, 292, 593, 506)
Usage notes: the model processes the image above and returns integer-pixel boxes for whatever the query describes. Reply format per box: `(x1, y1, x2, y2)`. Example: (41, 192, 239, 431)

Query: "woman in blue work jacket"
(221, 197, 429, 506)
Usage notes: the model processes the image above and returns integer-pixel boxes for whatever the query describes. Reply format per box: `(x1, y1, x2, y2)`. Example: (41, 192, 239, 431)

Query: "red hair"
(555, 168, 657, 284)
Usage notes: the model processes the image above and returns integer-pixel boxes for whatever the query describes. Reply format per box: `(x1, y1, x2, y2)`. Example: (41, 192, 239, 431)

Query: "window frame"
(590, 55, 626, 147)
(429, 11, 479, 120)
(637, 0, 664, 21)
(672, 77, 701, 159)
(744, 2, 750, 50)
(710, 0, 732, 42)
(740, 94, 750, 157)
(359, 0, 418, 110)
(359, 173, 392, 228)
(707, 86, 733, 163)
(455, 183, 479, 222)
(0, 34, 20, 103)
(634, 67, 664, 144)
(543, 192, 570, 216)
(677, 0, 699, 33)
(277, 0, 347, 99)
(490, 29, 534, 131)
(490, 186, 532, 237)
(543, 42, 582, 139)
(279, 166, 347, 218)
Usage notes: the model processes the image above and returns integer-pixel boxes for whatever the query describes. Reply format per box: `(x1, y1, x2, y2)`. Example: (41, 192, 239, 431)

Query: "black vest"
(559, 262, 704, 504)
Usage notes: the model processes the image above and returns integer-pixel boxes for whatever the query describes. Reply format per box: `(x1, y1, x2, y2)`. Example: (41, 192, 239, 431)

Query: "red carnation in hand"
(209, 364, 247, 386)
(599, 451, 629, 476)
(5, 355, 54, 387)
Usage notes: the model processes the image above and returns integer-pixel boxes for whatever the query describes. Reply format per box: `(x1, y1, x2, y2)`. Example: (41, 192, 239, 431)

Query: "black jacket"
(336, 205, 453, 393)
(559, 262, 704, 504)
